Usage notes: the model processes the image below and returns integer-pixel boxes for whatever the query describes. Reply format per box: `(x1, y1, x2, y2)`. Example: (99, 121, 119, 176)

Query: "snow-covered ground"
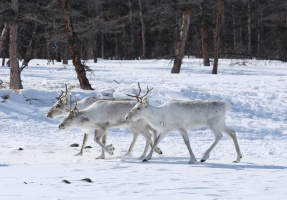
(0, 58, 287, 200)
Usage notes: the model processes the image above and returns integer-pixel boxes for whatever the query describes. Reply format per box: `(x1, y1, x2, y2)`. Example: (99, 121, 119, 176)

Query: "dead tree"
(9, 0, 23, 89)
(61, 0, 93, 90)
(200, 1, 210, 66)
(247, 0, 252, 55)
(128, 0, 135, 59)
(138, 0, 146, 59)
(20, 27, 38, 70)
(212, 0, 222, 74)
(0, 23, 9, 66)
(171, 3, 191, 73)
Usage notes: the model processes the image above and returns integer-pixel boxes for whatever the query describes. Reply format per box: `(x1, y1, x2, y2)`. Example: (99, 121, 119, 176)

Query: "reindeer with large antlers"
(50, 84, 162, 159)
(125, 83, 242, 164)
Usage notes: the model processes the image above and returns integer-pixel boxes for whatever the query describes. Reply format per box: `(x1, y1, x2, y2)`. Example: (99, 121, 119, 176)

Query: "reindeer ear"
(61, 96, 68, 104)
(143, 97, 149, 104)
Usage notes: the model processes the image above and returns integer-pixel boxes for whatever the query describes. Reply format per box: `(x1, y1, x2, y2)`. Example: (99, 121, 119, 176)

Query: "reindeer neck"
(142, 105, 165, 122)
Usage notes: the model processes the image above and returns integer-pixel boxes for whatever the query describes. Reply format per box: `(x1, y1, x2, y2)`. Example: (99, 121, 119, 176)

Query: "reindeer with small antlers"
(47, 85, 162, 159)
(125, 83, 242, 164)
(53, 84, 162, 159)
(47, 84, 74, 118)
(47, 84, 99, 156)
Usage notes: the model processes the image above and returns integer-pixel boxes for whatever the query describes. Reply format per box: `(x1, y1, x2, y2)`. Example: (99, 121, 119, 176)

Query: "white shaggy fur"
(125, 98, 242, 164)
(57, 100, 162, 159)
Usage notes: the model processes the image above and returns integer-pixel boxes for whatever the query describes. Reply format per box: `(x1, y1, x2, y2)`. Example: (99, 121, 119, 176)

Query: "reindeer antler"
(56, 83, 74, 100)
(126, 83, 141, 102)
(141, 86, 153, 100)
(56, 90, 64, 100)
(70, 96, 79, 113)
(126, 83, 153, 102)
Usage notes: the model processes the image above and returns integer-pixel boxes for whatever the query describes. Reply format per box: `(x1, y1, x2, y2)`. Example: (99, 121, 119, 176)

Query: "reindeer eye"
(56, 104, 61, 108)
(137, 107, 141, 110)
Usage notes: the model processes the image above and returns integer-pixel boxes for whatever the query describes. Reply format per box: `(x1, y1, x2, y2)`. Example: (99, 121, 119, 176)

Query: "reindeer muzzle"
(46, 112, 53, 119)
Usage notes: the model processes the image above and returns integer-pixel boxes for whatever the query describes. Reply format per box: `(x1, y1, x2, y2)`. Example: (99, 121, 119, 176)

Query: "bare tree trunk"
(9, 0, 23, 89)
(101, 33, 104, 59)
(212, 0, 222, 74)
(1, 23, 9, 66)
(257, 0, 261, 57)
(0, 23, 9, 57)
(55, 43, 61, 62)
(138, 0, 146, 59)
(171, 3, 191, 74)
(239, 2, 243, 53)
(61, 0, 93, 90)
(200, 1, 210, 66)
(123, 30, 128, 59)
(232, 4, 237, 52)
(2, 57, 6, 66)
(115, 34, 118, 60)
(247, 0, 252, 55)
(128, 0, 135, 59)
(92, 1, 98, 63)
(21, 28, 37, 69)
(81, 39, 88, 61)
(46, 33, 52, 63)
(93, 34, 98, 63)
(173, 12, 179, 56)
(285, 0, 287, 60)
(62, 42, 68, 64)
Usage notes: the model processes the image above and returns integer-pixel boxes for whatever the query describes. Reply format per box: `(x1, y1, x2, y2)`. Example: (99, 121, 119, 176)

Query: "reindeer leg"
(136, 129, 152, 160)
(179, 129, 196, 164)
(125, 128, 139, 157)
(75, 133, 88, 156)
(150, 129, 163, 155)
(201, 125, 223, 162)
(143, 131, 168, 162)
(94, 127, 115, 157)
(221, 125, 242, 163)
(96, 130, 107, 159)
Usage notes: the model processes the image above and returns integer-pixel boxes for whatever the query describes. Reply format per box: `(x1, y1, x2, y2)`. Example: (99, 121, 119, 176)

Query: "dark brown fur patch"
(81, 117, 90, 123)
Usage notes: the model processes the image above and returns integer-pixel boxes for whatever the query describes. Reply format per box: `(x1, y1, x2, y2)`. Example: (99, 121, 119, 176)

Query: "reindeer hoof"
(142, 159, 148, 162)
(124, 152, 131, 157)
(200, 159, 206, 162)
(138, 155, 145, 160)
(107, 144, 115, 150)
(154, 147, 163, 155)
(233, 156, 242, 163)
(96, 155, 105, 159)
(106, 144, 115, 156)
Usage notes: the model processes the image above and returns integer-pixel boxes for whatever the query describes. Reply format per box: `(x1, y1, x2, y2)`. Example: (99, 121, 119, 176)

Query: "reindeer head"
(46, 84, 73, 118)
(125, 83, 152, 121)
(58, 101, 90, 131)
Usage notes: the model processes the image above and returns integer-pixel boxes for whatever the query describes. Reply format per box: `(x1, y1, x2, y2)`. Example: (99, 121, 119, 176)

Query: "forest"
(1, 0, 287, 89)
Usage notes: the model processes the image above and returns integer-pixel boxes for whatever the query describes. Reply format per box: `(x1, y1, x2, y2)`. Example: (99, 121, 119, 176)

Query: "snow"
(0, 58, 287, 200)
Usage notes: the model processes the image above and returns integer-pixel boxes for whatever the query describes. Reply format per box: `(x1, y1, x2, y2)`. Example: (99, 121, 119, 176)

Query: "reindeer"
(48, 84, 162, 159)
(58, 100, 163, 159)
(125, 83, 242, 164)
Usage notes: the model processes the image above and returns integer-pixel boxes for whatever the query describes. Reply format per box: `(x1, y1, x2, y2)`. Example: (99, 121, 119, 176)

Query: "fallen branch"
(23, 95, 47, 104)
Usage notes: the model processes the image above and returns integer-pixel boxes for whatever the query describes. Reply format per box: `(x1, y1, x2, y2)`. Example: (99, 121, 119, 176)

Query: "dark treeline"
(1, 0, 287, 89)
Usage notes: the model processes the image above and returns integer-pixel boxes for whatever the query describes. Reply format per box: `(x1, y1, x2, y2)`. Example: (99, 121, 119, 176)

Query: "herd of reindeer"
(46, 83, 242, 164)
